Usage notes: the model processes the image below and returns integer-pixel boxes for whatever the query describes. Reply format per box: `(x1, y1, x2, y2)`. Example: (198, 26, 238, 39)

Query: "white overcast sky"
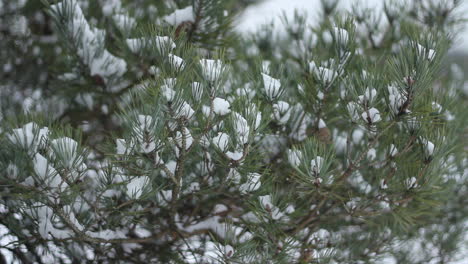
(237, 0, 468, 53)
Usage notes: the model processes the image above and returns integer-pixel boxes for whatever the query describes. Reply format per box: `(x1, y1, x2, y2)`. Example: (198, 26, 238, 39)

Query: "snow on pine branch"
(50, 0, 127, 85)
(0, 1, 465, 262)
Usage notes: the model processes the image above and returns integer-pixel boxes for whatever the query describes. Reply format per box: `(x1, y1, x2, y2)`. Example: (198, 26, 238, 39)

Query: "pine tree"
(0, 0, 467, 263)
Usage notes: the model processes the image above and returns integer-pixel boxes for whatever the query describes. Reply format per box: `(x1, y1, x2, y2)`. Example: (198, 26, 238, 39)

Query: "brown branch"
(338, 121, 396, 182)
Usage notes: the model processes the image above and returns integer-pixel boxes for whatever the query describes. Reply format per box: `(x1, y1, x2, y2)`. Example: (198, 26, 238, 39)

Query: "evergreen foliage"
(0, 0, 467, 263)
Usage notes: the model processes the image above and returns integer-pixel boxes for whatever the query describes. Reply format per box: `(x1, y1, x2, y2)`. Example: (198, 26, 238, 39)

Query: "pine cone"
(317, 127, 332, 144)
(175, 21, 195, 38)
